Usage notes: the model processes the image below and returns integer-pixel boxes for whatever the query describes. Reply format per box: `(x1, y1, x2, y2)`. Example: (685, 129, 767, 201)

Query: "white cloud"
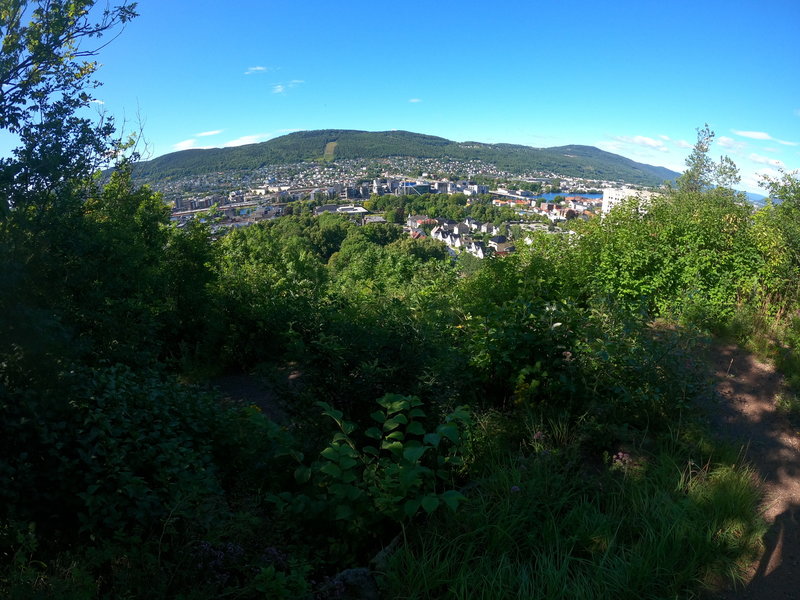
(244, 66, 267, 75)
(756, 167, 783, 179)
(614, 135, 668, 152)
(173, 138, 197, 151)
(596, 140, 624, 153)
(90, 99, 105, 105)
(222, 134, 268, 147)
(732, 129, 797, 146)
(749, 153, 785, 167)
(717, 136, 745, 152)
(272, 80, 303, 94)
(409, 98, 422, 103)
(675, 140, 692, 149)
(733, 130, 772, 140)
(597, 136, 684, 173)
(741, 167, 783, 194)
(196, 129, 223, 137)
(659, 134, 670, 141)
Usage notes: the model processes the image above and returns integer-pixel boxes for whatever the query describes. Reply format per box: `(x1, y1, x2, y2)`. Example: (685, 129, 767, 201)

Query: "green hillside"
(132, 129, 679, 186)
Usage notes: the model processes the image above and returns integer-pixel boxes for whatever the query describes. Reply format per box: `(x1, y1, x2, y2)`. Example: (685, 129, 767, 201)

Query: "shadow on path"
(710, 344, 800, 598)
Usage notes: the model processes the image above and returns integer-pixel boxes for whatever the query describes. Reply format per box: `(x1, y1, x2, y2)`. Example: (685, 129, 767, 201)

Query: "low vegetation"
(2, 4, 799, 599)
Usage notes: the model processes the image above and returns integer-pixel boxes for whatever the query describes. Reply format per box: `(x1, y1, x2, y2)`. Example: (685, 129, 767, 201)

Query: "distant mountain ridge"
(132, 129, 680, 186)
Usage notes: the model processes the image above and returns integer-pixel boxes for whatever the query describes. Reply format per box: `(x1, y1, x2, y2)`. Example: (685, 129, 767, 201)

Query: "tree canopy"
(0, 1, 137, 214)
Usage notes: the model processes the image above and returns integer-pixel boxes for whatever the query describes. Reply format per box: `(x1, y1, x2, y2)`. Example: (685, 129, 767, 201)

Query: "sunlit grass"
(381, 426, 765, 600)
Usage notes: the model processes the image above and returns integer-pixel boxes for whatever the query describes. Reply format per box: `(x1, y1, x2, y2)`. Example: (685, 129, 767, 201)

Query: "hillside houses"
(426, 216, 514, 259)
(406, 215, 438, 228)
(490, 194, 602, 221)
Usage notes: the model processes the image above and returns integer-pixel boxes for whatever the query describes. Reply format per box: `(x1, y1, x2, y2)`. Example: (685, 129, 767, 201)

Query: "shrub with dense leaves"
(1, 365, 229, 544)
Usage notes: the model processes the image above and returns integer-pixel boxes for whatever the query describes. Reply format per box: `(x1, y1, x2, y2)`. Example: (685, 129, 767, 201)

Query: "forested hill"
(131, 129, 679, 186)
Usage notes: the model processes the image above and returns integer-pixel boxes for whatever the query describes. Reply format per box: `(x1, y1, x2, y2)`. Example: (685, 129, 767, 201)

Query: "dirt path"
(209, 366, 303, 424)
(710, 343, 800, 598)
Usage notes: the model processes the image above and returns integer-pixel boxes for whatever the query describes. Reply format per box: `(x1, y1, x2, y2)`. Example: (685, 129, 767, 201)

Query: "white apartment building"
(601, 188, 658, 215)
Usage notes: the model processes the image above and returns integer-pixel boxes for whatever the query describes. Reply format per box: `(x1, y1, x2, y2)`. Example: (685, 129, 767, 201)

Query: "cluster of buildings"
(371, 179, 489, 197)
(405, 215, 566, 259)
(406, 215, 513, 258)
(167, 157, 660, 249)
(492, 193, 602, 222)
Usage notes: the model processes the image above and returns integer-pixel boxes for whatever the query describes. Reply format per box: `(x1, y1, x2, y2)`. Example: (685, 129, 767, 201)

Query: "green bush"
(1, 365, 228, 544)
(267, 395, 470, 565)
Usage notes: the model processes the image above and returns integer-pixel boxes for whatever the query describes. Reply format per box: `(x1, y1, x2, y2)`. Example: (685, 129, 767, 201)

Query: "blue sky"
(8, 0, 800, 192)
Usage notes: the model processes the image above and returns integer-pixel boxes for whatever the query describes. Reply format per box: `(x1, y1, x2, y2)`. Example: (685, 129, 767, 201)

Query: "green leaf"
(362, 445, 379, 457)
(319, 403, 343, 422)
(370, 411, 386, 424)
(406, 421, 425, 436)
(335, 504, 354, 520)
(384, 415, 407, 430)
(441, 490, 466, 511)
(321, 446, 340, 461)
(381, 440, 403, 455)
(409, 408, 426, 418)
(339, 457, 357, 470)
(339, 470, 358, 484)
(320, 463, 342, 478)
(448, 406, 471, 423)
(402, 446, 426, 463)
(386, 431, 405, 441)
(423, 433, 441, 448)
(400, 464, 430, 487)
(404, 498, 421, 518)
(421, 495, 440, 513)
(437, 424, 460, 444)
(377, 394, 409, 414)
(347, 485, 364, 500)
(365, 427, 382, 439)
(294, 466, 311, 484)
(338, 445, 359, 458)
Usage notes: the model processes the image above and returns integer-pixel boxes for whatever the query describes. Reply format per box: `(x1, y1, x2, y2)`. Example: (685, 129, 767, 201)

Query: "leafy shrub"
(1, 365, 228, 545)
(268, 395, 470, 563)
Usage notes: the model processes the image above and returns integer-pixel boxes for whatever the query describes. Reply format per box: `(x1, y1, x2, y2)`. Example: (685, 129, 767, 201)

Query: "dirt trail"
(710, 344, 800, 598)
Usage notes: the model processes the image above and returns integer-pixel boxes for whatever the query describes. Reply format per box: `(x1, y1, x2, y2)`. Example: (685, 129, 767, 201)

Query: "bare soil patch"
(709, 343, 800, 598)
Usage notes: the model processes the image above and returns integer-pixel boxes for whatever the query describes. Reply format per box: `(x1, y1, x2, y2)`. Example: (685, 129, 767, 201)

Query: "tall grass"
(381, 426, 765, 600)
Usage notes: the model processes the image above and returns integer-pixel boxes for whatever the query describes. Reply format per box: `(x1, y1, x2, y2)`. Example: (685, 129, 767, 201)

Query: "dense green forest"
(3, 4, 800, 599)
(130, 129, 679, 187)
